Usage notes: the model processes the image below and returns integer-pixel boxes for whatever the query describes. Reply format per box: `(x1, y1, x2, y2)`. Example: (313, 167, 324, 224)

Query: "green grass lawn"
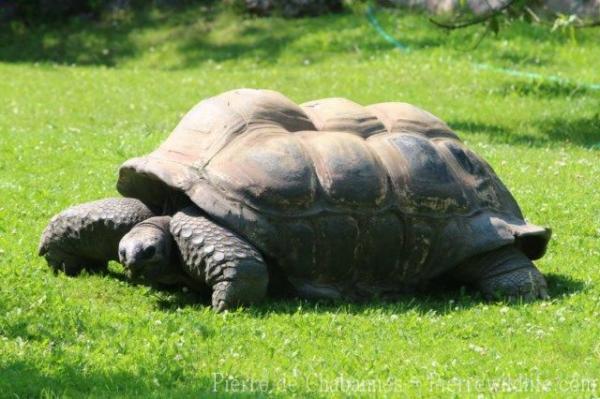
(1, 4, 599, 398)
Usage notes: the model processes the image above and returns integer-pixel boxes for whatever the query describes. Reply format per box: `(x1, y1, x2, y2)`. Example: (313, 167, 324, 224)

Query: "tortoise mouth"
(123, 261, 147, 281)
(123, 258, 179, 285)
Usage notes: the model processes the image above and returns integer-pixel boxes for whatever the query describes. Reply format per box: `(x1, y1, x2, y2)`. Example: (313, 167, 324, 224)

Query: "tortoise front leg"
(453, 246, 549, 301)
(170, 207, 269, 312)
(39, 197, 154, 275)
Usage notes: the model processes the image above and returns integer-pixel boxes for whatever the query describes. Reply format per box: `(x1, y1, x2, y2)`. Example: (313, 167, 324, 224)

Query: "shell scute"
(297, 131, 388, 209)
(301, 98, 386, 138)
(207, 131, 317, 211)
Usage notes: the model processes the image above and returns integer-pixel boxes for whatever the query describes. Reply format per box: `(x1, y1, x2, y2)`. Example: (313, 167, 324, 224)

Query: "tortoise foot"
(479, 265, 549, 301)
(44, 251, 107, 276)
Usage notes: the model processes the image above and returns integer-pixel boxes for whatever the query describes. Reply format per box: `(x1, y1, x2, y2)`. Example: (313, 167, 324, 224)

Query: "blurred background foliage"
(0, 0, 345, 24)
(1, 0, 599, 69)
(1, 0, 598, 24)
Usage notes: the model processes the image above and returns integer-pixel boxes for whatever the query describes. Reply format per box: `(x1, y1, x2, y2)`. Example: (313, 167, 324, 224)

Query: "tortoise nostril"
(119, 248, 127, 263)
(142, 245, 156, 259)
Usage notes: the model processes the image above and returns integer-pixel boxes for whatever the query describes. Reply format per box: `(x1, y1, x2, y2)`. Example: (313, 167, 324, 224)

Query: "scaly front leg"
(170, 207, 269, 311)
(453, 246, 549, 301)
(39, 197, 154, 275)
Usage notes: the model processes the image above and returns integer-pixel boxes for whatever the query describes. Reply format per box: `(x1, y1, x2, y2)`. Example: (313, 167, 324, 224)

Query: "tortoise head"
(118, 216, 179, 283)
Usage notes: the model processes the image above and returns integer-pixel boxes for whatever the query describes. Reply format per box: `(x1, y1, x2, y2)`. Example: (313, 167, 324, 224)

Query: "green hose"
(365, 4, 600, 91)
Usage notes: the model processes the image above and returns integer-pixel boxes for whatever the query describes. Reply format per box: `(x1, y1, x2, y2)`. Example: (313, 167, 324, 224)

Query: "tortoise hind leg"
(170, 207, 269, 312)
(452, 246, 549, 301)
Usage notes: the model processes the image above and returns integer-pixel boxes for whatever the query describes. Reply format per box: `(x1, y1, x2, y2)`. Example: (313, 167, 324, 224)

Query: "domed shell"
(118, 89, 550, 282)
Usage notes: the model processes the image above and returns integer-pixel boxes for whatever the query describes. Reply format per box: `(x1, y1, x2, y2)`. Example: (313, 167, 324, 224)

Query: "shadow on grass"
(0, 270, 583, 348)
(0, 3, 215, 66)
(4, 5, 594, 69)
(0, 5, 390, 68)
(449, 114, 600, 148)
(150, 271, 584, 317)
(544, 272, 587, 297)
(497, 80, 593, 99)
(449, 119, 546, 147)
(0, 360, 284, 398)
(174, 21, 295, 68)
(1, 11, 146, 66)
(537, 115, 600, 148)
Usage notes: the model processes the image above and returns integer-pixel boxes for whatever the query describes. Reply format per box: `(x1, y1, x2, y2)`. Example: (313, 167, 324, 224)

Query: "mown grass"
(1, 4, 599, 398)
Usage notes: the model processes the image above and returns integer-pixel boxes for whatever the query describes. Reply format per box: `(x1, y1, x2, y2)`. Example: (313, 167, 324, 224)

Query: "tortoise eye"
(142, 245, 156, 259)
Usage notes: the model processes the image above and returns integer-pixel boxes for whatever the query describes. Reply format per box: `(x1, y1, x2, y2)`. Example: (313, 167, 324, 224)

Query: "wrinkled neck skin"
(149, 238, 184, 285)
(137, 215, 209, 293)
(152, 247, 209, 294)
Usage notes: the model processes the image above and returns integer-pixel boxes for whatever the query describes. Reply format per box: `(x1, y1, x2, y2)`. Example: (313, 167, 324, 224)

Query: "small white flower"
(535, 329, 546, 338)
(468, 343, 487, 355)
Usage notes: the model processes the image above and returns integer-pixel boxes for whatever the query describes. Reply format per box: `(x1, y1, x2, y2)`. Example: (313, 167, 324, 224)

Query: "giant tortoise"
(39, 89, 551, 311)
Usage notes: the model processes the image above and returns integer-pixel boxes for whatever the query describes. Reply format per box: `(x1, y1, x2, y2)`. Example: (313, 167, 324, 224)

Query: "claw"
(212, 285, 230, 312)
(213, 299, 228, 313)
